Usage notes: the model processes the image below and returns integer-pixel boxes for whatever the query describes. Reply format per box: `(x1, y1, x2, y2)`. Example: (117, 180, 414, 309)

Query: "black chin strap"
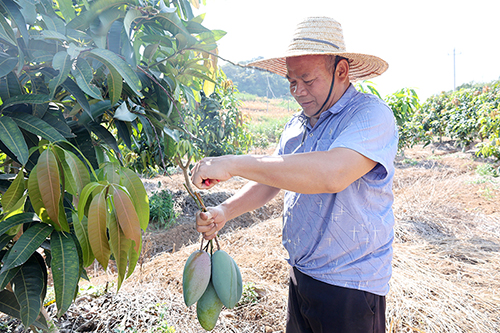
(307, 56, 341, 119)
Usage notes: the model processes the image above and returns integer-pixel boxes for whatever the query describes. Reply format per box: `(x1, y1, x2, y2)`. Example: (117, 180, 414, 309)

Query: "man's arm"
(191, 147, 376, 194)
(196, 181, 280, 240)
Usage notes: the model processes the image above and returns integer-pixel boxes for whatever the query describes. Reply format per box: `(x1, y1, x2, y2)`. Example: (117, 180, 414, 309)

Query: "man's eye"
(304, 80, 313, 85)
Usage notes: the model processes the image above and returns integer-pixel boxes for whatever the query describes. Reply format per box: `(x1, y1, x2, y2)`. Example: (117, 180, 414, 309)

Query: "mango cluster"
(183, 248, 243, 331)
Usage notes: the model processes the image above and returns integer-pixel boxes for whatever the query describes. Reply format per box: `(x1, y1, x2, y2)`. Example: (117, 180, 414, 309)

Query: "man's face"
(286, 55, 333, 117)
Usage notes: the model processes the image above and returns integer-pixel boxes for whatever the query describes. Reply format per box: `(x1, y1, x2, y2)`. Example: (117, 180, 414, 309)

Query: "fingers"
(196, 210, 219, 239)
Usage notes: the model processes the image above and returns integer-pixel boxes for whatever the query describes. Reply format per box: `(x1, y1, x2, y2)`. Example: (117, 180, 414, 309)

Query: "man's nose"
(292, 82, 307, 97)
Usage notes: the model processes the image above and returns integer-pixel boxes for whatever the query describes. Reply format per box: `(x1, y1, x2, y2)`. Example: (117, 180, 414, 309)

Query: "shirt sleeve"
(328, 96, 399, 179)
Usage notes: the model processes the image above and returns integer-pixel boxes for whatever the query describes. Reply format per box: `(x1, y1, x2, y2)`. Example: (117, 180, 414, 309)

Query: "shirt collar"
(297, 84, 357, 128)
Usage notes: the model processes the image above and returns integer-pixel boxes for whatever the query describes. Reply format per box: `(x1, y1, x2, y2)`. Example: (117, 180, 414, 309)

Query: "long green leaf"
(1, 94, 51, 111)
(11, 254, 44, 327)
(57, 0, 76, 22)
(9, 112, 67, 143)
(0, 14, 17, 46)
(0, 213, 39, 236)
(107, 210, 130, 290)
(0, 223, 53, 273)
(0, 0, 29, 45)
(0, 116, 29, 166)
(77, 100, 111, 125)
(86, 122, 120, 156)
(1, 170, 25, 212)
(53, 146, 77, 196)
(64, 149, 91, 195)
(111, 185, 141, 253)
(0, 290, 48, 330)
(66, 0, 133, 30)
(107, 65, 123, 105)
(72, 58, 102, 100)
(77, 182, 102, 222)
(49, 51, 72, 98)
(51, 230, 80, 317)
(86, 48, 143, 97)
(27, 166, 52, 224)
(87, 189, 110, 270)
(119, 167, 149, 230)
(0, 265, 19, 291)
(0, 52, 18, 78)
(61, 77, 92, 116)
(37, 149, 62, 230)
(72, 212, 94, 267)
(0, 71, 23, 101)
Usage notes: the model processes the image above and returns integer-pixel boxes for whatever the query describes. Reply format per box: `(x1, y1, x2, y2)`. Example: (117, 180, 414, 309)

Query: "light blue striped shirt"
(277, 84, 398, 296)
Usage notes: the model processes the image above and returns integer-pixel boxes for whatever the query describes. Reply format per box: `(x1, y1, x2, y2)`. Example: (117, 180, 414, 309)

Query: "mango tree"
(0, 0, 223, 329)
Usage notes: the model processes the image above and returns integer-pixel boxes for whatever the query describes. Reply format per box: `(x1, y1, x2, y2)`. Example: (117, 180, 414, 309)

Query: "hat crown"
(287, 17, 346, 56)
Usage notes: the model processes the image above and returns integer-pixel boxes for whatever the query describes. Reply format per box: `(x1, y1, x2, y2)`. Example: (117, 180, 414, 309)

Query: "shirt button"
(309, 133, 314, 137)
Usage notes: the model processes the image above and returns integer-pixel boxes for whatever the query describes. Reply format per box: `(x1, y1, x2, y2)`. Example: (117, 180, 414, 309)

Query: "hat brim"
(247, 52, 388, 82)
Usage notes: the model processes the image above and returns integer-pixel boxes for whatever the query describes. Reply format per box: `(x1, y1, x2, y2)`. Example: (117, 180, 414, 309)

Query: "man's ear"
(336, 59, 350, 80)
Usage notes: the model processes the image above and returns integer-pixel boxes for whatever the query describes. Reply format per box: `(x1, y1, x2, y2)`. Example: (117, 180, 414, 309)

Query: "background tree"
(0, 0, 226, 329)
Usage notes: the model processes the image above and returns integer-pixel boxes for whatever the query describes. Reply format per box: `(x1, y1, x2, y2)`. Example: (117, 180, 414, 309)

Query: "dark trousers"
(286, 267, 386, 333)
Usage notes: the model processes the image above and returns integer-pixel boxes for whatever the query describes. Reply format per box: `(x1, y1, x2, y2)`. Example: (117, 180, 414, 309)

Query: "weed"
(475, 163, 499, 177)
(402, 158, 419, 166)
(238, 282, 260, 306)
(149, 190, 178, 230)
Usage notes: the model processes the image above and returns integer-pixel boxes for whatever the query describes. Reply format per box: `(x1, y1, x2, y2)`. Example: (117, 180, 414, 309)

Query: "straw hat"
(247, 16, 388, 82)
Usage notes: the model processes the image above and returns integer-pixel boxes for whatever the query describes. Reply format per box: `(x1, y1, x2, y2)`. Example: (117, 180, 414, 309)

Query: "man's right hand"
(196, 206, 227, 240)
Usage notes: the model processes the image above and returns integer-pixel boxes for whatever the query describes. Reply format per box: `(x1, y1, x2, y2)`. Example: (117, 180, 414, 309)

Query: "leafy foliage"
(149, 189, 177, 229)
(0, 0, 229, 328)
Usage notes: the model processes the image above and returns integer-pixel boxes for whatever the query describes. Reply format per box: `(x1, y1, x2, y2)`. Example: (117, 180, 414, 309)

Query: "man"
(190, 16, 398, 333)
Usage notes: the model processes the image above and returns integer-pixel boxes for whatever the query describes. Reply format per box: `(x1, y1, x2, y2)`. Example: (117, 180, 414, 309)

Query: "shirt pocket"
(315, 139, 333, 152)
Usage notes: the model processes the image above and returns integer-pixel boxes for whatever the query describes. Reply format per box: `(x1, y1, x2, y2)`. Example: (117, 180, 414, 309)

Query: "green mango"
(211, 250, 241, 309)
(197, 280, 223, 331)
(230, 255, 243, 305)
(183, 250, 211, 307)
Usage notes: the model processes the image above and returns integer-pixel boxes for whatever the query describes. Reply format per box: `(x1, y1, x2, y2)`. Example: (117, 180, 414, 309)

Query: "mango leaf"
(119, 167, 149, 230)
(63, 149, 91, 195)
(0, 52, 18, 78)
(51, 230, 80, 317)
(11, 254, 44, 327)
(1, 170, 25, 212)
(0, 265, 19, 291)
(41, 110, 75, 138)
(77, 182, 103, 222)
(0, 0, 29, 45)
(0, 15, 17, 46)
(37, 149, 62, 230)
(53, 146, 78, 196)
(0, 213, 40, 239)
(57, 0, 76, 22)
(8, 112, 67, 143)
(61, 77, 92, 116)
(123, 8, 142, 37)
(0, 290, 48, 330)
(107, 66, 123, 105)
(114, 101, 137, 122)
(66, 0, 132, 30)
(40, 13, 66, 34)
(86, 48, 143, 97)
(0, 116, 29, 166)
(0, 71, 22, 102)
(107, 211, 130, 290)
(86, 122, 120, 157)
(38, 30, 68, 41)
(0, 223, 53, 273)
(1, 94, 51, 111)
(27, 166, 52, 224)
(0, 234, 13, 251)
(72, 58, 102, 100)
(87, 189, 111, 270)
(72, 212, 94, 267)
(2, 192, 28, 224)
(110, 185, 141, 253)
(49, 51, 72, 98)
